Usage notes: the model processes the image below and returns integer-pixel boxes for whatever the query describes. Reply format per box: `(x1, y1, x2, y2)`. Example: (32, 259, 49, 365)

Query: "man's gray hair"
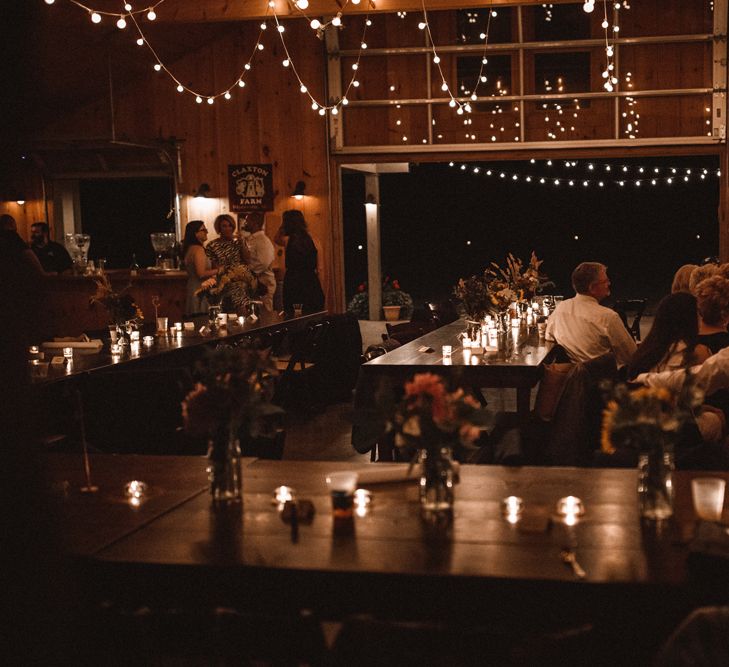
(571, 262, 607, 294)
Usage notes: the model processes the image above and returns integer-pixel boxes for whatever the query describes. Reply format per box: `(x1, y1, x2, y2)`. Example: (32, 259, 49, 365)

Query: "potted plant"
(347, 276, 414, 321)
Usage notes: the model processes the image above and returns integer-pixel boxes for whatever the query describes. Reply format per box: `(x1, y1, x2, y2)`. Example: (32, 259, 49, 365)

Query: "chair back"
(613, 298, 647, 340)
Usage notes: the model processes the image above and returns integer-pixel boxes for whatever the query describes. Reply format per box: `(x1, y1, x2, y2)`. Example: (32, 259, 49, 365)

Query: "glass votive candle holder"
(273, 485, 296, 505)
(502, 495, 524, 524)
(143, 335, 154, 347)
(130, 341, 141, 356)
(110, 343, 122, 355)
(156, 316, 168, 333)
(442, 345, 452, 358)
(354, 488, 372, 517)
(691, 477, 726, 522)
(556, 496, 585, 525)
(29, 345, 39, 356)
(62, 346, 73, 359)
(175, 322, 183, 334)
(511, 318, 520, 329)
(129, 330, 140, 342)
(125, 480, 147, 498)
(238, 315, 246, 326)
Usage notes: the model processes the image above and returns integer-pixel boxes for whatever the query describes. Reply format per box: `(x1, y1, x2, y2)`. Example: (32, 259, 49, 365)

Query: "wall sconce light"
(194, 183, 212, 199)
(16, 198, 26, 205)
(292, 181, 306, 200)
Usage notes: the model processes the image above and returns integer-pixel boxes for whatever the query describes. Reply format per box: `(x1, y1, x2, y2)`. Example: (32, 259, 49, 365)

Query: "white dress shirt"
(545, 293, 637, 367)
(246, 230, 276, 309)
(637, 346, 729, 397)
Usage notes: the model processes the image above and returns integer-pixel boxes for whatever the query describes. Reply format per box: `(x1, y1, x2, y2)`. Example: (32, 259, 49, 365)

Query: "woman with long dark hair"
(275, 210, 324, 315)
(182, 220, 217, 316)
(627, 292, 711, 380)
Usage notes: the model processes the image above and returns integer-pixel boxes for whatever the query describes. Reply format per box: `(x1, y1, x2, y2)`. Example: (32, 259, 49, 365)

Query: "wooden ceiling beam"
(156, 0, 580, 23)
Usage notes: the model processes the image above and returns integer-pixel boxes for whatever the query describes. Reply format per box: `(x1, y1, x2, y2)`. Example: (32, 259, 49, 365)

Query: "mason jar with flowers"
(601, 378, 703, 520)
(181, 344, 283, 504)
(385, 373, 488, 519)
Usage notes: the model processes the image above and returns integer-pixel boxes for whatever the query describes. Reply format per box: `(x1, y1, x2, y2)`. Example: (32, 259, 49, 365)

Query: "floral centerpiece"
(196, 264, 262, 310)
(452, 274, 491, 322)
(89, 274, 143, 325)
(601, 378, 703, 519)
(182, 343, 283, 503)
(486, 252, 548, 303)
(347, 275, 414, 320)
(384, 373, 488, 516)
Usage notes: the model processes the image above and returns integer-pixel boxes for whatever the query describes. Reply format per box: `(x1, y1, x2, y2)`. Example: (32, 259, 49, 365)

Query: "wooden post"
(364, 174, 382, 321)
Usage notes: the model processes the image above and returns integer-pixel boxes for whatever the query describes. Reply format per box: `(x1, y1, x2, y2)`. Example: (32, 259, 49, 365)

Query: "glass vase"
(419, 446, 455, 518)
(638, 448, 674, 520)
(208, 303, 222, 330)
(207, 426, 242, 505)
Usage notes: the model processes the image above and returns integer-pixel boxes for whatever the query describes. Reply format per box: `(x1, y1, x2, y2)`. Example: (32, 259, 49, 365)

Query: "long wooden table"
(32, 310, 327, 385)
(353, 320, 554, 454)
(54, 455, 729, 630)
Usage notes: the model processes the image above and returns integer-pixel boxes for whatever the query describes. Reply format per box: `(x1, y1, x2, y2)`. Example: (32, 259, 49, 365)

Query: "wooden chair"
(613, 298, 647, 341)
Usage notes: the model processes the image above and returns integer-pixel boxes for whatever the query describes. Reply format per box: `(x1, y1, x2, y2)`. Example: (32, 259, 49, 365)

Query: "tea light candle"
(125, 480, 147, 498)
(238, 315, 246, 326)
(143, 335, 154, 347)
(175, 322, 182, 332)
(354, 488, 372, 517)
(273, 485, 296, 505)
(62, 346, 73, 359)
(29, 345, 39, 355)
(129, 330, 140, 342)
(442, 345, 452, 358)
(556, 495, 585, 525)
(502, 495, 523, 524)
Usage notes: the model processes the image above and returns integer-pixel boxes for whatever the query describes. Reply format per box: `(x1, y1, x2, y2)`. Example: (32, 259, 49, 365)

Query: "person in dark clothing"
(30, 222, 72, 274)
(696, 275, 729, 353)
(275, 210, 324, 315)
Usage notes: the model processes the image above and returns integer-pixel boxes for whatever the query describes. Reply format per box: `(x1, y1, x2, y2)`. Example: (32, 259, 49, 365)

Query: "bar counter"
(44, 269, 187, 337)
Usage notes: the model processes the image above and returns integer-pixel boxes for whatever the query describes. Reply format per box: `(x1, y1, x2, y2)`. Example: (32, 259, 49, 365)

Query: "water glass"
(156, 316, 168, 333)
(692, 477, 726, 521)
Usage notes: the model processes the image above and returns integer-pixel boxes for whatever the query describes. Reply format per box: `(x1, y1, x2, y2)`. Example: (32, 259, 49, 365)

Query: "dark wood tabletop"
(362, 319, 554, 415)
(31, 311, 328, 385)
(52, 454, 729, 620)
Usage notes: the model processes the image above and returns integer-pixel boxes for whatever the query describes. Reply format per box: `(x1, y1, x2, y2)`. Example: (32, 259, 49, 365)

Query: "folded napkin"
(43, 339, 103, 349)
(354, 462, 461, 485)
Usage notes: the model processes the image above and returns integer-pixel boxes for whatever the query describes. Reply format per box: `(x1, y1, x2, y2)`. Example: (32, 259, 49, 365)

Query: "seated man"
(30, 222, 72, 274)
(545, 261, 637, 367)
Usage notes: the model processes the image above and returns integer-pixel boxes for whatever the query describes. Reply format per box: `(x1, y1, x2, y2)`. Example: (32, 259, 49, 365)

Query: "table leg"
(516, 387, 531, 417)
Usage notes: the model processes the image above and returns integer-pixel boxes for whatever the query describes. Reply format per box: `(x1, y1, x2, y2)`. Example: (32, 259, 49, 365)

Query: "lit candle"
(273, 485, 296, 505)
(238, 315, 245, 326)
(542, 306, 550, 318)
(130, 330, 140, 341)
(502, 495, 523, 524)
(511, 318, 520, 329)
(354, 488, 372, 517)
(442, 345, 452, 358)
(130, 341, 140, 356)
(110, 343, 122, 355)
(143, 335, 154, 346)
(556, 495, 585, 526)
(29, 345, 39, 355)
(62, 346, 73, 359)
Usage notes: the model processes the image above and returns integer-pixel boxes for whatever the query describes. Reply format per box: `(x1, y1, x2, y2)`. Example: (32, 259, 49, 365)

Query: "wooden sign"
(228, 164, 274, 212)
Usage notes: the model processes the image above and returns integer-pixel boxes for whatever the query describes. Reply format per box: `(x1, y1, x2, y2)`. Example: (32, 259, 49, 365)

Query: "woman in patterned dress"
(205, 213, 251, 312)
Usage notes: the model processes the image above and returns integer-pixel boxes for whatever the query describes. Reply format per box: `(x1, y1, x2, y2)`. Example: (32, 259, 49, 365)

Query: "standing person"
(545, 261, 637, 367)
(205, 213, 251, 312)
(29, 222, 72, 274)
(244, 211, 276, 311)
(182, 220, 217, 316)
(275, 209, 324, 315)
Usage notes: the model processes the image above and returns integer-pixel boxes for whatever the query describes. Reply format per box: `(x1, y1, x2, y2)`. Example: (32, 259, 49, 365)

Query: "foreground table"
(53, 455, 727, 625)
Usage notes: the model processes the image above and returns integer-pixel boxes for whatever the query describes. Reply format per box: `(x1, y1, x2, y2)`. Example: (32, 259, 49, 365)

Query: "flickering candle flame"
(63, 346, 73, 359)
(502, 495, 524, 524)
(273, 485, 296, 505)
(556, 496, 585, 524)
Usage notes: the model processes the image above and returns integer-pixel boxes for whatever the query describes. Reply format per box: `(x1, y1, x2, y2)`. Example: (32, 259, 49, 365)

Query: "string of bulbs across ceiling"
(42, 0, 677, 145)
(449, 159, 720, 188)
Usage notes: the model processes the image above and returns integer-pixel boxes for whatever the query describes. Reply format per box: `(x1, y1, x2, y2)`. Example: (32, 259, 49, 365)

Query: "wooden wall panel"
(35, 21, 338, 310)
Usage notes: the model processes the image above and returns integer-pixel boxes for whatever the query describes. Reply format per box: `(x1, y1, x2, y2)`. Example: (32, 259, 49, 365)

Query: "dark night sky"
(342, 156, 720, 310)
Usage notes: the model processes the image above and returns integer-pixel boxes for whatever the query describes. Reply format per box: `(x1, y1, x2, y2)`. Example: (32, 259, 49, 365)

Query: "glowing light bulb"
(342, 97, 348, 105)
(278, 25, 285, 32)
(177, 84, 184, 93)
(257, 43, 264, 50)
(296, 0, 309, 8)
(195, 96, 202, 104)
(353, 80, 360, 87)
(449, 99, 456, 108)
(318, 108, 325, 116)
(117, 16, 127, 29)
(224, 92, 231, 100)
(433, 56, 440, 64)
(441, 83, 448, 92)
(153, 63, 161, 71)
(602, 19, 609, 28)
(45, 0, 55, 4)
(352, 0, 361, 4)
(418, 22, 426, 29)
(136, 37, 144, 45)
(147, 10, 156, 21)
(244, 63, 251, 70)
(352, 63, 358, 70)
(311, 102, 319, 110)
(261, 22, 267, 29)
(331, 107, 339, 115)
(310, 19, 321, 29)
(300, 84, 307, 93)
(332, 16, 342, 27)
(238, 80, 246, 87)
(283, 59, 289, 67)
(207, 97, 214, 105)
(583, 1, 595, 12)
(91, 11, 101, 23)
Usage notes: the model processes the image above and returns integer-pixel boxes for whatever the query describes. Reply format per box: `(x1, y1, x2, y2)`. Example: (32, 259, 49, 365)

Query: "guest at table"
(29, 221, 72, 274)
(205, 213, 251, 312)
(275, 209, 324, 315)
(627, 293, 711, 380)
(689, 263, 719, 294)
(182, 220, 218, 316)
(243, 211, 276, 312)
(696, 276, 729, 353)
(545, 261, 636, 367)
(671, 263, 698, 293)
